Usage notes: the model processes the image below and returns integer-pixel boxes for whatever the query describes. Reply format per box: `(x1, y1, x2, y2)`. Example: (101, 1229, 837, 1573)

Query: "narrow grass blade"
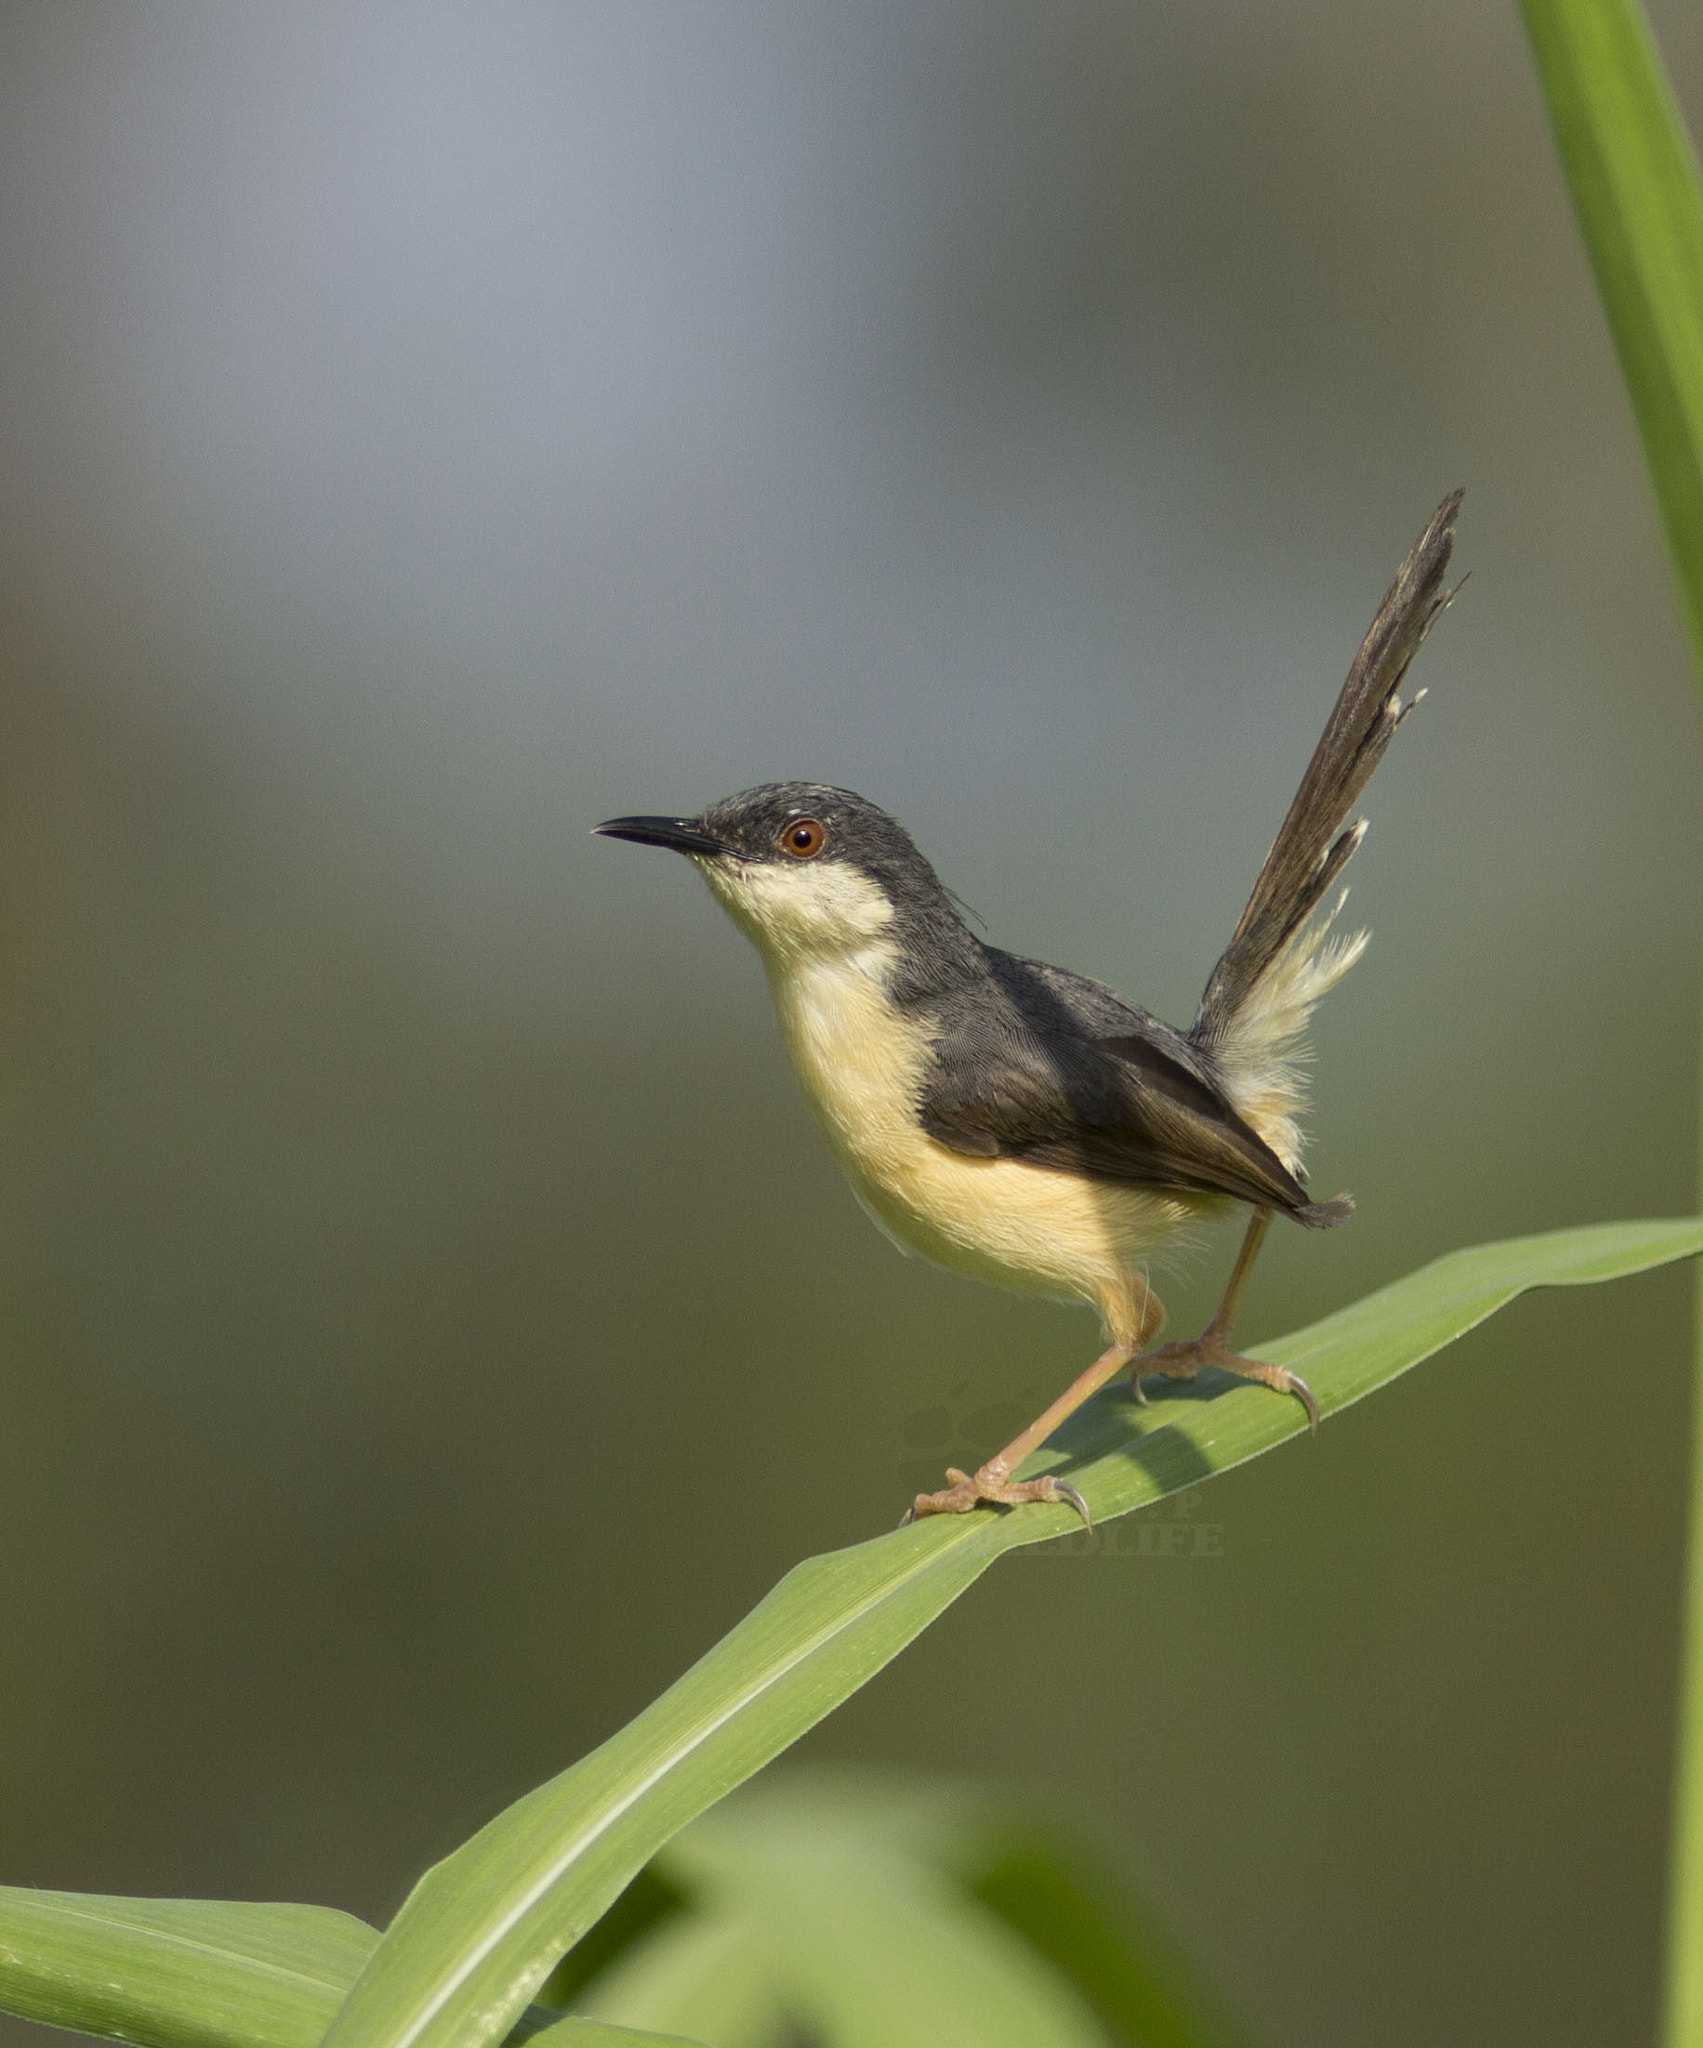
(321, 1218, 1703, 2048)
(1518, 0, 1703, 680)
(1516, 12, 1703, 2043)
(1681, 1028, 1703, 2048)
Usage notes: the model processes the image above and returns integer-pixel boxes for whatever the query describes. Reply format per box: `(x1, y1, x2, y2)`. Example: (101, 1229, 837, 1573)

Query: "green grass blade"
(1681, 1031, 1703, 2048)
(1516, 13, 1703, 2044)
(320, 1218, 1703, 2048)
(0, 1888, 690, 2048)
(0, 1890, 379, 2048)
(1518, 0, 1703, 682)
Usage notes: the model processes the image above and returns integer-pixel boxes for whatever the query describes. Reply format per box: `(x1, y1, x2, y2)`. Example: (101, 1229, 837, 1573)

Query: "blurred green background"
(2, 5, 1703, 2045)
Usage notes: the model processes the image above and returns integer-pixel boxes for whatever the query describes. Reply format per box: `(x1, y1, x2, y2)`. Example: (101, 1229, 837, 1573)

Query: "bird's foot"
(1133, 1332, 1320, 1433)
(903, 1463, 1091, 1528)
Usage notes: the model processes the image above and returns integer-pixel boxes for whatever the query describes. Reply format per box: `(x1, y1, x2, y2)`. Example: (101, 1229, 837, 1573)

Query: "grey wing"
(916, 955, 1313, 1215)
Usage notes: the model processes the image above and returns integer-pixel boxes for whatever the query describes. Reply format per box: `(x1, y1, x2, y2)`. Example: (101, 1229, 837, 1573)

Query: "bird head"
(597, 782, 958, 967)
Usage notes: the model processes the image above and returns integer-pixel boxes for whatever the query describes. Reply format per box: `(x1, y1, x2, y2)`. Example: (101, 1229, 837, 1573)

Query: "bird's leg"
(905, 1282, 1165, 1528)
(1132, 1207, 1320, 1430)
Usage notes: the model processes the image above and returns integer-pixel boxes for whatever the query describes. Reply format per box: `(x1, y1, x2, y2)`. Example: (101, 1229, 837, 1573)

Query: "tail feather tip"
(1295, 1193, 1354, 1229)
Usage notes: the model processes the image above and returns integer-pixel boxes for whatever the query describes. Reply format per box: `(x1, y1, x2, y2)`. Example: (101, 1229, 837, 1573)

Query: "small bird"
(599, 495, 1461, 1523)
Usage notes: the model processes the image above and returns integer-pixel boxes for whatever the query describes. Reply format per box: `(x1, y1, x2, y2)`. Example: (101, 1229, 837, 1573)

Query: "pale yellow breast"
(763, 943, 1198, 1343)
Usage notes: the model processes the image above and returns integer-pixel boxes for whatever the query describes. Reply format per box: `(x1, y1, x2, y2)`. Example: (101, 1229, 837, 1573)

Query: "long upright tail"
(1190, 491, 1463, 1172)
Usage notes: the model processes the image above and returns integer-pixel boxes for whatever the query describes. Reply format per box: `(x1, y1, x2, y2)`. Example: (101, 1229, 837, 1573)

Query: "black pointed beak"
(595, 814, 730, 857)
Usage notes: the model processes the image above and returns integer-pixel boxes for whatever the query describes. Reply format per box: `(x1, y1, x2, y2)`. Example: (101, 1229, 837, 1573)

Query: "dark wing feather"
(917, 952, 1314, 1215)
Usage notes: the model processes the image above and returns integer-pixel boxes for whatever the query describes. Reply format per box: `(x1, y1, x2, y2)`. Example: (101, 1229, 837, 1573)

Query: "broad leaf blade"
(764, 1867, 1097, 2048)
(321, 1218, 1703, 2048)
(665, 1774, 1249, 2048)
(515, 2012, 716, 2048)
(570, 1916, 782, 2048)
(0, 1890, 377, 2048)
(0, 1890, 685, 2048)
(969, 1843, 1247, 2048)
(660, 1818, 1104, 2048)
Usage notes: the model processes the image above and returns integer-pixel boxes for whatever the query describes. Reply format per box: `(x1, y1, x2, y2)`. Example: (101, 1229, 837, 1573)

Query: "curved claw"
(1288, 1370, 1321, 1435)
(1051, 1479, 1092, 1531)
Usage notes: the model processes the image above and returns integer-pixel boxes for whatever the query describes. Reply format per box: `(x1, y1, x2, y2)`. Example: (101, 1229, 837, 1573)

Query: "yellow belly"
(765, 944, 1204, 1345)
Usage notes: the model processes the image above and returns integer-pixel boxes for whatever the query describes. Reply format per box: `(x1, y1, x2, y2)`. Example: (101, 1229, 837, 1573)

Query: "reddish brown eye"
(778, 816, 827, 860)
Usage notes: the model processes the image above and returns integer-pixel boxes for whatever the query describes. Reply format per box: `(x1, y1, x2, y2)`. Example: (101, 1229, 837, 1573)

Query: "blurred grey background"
(3, 4, 1703, 2045)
